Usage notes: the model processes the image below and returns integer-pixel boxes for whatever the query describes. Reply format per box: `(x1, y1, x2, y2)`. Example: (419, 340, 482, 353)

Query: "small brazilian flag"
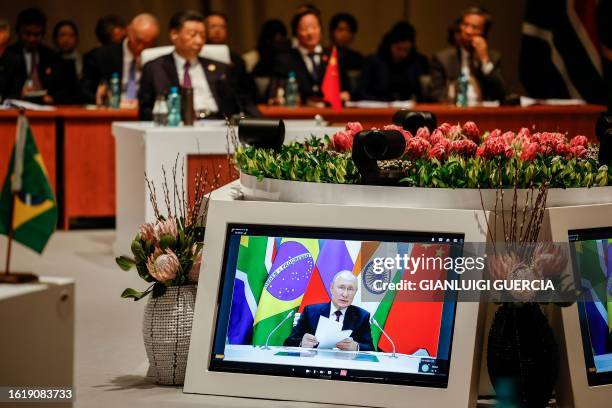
(0, 115, 57, 253)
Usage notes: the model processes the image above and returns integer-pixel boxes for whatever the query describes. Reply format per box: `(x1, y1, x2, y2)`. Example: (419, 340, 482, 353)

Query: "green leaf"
(159, 234, 176, 250)
(121, 287, 152, 301)
(116, 256, 136, 271)
(130, 239, 147, 263)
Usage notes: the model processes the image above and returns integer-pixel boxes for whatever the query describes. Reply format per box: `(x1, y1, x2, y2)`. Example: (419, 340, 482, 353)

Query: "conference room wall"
(1, 0, 525, 94)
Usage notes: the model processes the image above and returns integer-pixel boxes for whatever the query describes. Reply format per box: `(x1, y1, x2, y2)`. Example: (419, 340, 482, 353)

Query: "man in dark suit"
(138, 10, 251, 120)
(284, 271, 374, 351)
(430, 7, 505, 103)
(274, 9, 351, 104)
(7, 8, 62, 105)
(0, 19, 21, 101)
(80, 13, 159, 106)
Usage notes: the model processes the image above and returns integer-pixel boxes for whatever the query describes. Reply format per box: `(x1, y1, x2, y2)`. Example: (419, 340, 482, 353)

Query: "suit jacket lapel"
(162, 54, 180, 87)
(199, 58, 222, 106)
(342, 305, 354, 331)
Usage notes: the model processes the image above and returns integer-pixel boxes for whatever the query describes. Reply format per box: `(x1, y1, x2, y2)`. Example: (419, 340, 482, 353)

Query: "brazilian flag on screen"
(0, 115, 57, 253)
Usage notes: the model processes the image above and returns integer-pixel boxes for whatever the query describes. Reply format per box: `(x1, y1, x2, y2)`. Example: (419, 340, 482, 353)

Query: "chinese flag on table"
(322, 47, 342, 112)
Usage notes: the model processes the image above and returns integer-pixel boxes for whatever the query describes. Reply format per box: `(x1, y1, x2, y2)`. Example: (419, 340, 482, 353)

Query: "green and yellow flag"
(0, 115, 57, 253)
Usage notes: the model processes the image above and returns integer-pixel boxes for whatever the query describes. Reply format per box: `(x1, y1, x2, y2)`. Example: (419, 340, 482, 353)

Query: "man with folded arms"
(138, 10, 245, 120)
(284, 270, 374, 351)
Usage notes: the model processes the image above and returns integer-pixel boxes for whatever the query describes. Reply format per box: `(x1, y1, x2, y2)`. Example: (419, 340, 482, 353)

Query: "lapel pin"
(208, 64, 216, 72)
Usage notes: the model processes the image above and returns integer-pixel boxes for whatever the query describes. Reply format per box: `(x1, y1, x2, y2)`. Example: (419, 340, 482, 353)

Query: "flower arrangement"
(236, 121, 611, 189)
(116, 160, 216, 300)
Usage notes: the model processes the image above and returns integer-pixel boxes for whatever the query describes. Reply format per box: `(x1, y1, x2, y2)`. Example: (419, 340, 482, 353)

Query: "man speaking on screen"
(284, 271, 375, 351)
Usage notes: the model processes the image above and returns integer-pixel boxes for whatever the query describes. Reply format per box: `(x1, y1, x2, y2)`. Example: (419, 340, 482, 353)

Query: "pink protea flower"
(569, 135, 588, 147)
(520, 142, 539, 161)
(476, 145, 486, 157)
(449, 139, 478, 157)
(155, 217, 177, 240)
(488, 129, 502, 139)
(187, 251, 202, 283)
(147, 249, 179, 282)
(430, 129, 449, 147)
(415, 126, 431, 141)
(331, 130, 354, 152)
(405, 137, 431, 160)
(555, 143, 570, 156)
(462, 121, 481, 143)
(500, 131, 515, 145)
(517, 127, 531, 140)
(504, 145, 515, 159)
(483, 137, 507, 158)
(428, 143, 447, 161)
(437, 122, 452, 136)
(570, 145, 587, 158)
(447, 124, 463, 140)
(345, 122, 363, 135)
(139, 222, 156, 243)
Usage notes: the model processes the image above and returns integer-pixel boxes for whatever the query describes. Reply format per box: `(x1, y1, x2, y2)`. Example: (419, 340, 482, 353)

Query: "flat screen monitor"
(548, 203, 612, 408)
(184, 183, 488, 408)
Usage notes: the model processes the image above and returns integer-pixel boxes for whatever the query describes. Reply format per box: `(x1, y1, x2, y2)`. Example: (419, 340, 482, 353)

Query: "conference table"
(0, 103, 606, 229)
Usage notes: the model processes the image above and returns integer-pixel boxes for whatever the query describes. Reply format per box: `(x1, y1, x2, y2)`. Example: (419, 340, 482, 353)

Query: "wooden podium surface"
(259, 104, 606, 139)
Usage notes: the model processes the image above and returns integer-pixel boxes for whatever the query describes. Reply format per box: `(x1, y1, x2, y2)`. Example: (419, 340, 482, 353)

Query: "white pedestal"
(112, 121, 342, 256)
(0, 277, 74, 404)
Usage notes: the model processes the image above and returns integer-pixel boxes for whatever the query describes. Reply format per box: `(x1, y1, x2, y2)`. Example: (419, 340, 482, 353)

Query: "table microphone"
(370, 317, 398, 358)
(263, 310, 295, 350)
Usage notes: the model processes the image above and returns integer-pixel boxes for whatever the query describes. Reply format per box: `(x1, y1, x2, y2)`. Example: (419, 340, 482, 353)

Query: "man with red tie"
(283, 270, 375, 351)
(138, 10, 255, 120)
(7, 8, 62, 105)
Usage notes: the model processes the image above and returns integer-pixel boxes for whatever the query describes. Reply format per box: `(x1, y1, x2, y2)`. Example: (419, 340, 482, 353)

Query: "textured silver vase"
(142, 284, 197, 385)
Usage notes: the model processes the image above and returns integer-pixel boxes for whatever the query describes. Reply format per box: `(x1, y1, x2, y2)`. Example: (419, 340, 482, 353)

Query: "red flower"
(501, 131, 515, 145)
(488, 129, 502, 139)
(462, 121, 481, 143)
(405, 137, 431, 159)
(555, 143, 570, 156)
(384, 124, 412, 142)
(504, 145, 515, 158)
(569, 135, 588, 147)
(520, 142, 539, 161)
(449, 139, 478, 157)
(415, 126, 431, 141)
(448, 124, 462, 140)
(430, 129, 449, 146)
(570, 145, 587, 158)
(517, 127, 531, 140)
(476, 146, 486, 157)
(331, 130, 354, 152)
(346, 122, 363, 135)
(437, 122, 452, 136)
(428, 143, 447, 161)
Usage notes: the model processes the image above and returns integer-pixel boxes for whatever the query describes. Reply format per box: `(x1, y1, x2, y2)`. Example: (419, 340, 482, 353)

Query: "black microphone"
(263, 310, 295, 350)
(238, 118, 285, 151)
(370, 317, 398, 358)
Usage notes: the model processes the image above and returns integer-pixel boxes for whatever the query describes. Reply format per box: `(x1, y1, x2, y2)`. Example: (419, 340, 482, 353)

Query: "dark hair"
(205, 12, 228, 23)
(296, 4, 320, 16)
(53, 20, 78, 42)
(329, 13, 358, 34)
(377, 21, 416, 61)
(169, 10, 205, 31)
(461, 6, 492, 37)
(447, 17, 461, 46)
(290, 10, 321, 37)
(257, 19, 287, 53)
(15, 7, 46, 33)
(94, 15, 126, 45)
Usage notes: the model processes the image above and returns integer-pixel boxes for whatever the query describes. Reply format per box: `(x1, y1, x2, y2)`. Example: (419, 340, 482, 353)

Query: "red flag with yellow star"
(321, 47, 342, 112)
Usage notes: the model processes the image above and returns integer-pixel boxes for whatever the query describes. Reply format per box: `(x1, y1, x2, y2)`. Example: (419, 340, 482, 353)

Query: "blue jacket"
(283, 302, 375, 351)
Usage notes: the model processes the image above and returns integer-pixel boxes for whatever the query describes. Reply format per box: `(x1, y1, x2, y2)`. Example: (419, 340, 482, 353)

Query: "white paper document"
(314, 316, 353, 349)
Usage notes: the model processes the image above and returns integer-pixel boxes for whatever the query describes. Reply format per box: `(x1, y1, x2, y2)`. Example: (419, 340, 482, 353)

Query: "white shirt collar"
(172, 51, 198, 69)
(122, 38, 134, 61)
(296, 43, 323, 57)
(330, 302, 347, 316)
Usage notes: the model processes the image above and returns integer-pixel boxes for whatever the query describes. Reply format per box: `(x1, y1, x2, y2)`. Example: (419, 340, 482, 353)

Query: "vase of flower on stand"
(116, 162, 211, 385)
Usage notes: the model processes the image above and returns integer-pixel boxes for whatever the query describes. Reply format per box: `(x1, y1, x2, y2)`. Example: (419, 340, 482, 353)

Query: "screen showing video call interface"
(569, 227, 612, 386)
(209, 224, 463, 388)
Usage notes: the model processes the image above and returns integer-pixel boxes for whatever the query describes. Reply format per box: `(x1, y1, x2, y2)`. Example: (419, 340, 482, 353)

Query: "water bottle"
(456, 71, 468, 107)
(285, 71, 300, 107)
(109, 72, 121, 109)
(153, 95, 168, 126)
(167, 87, 181, 127)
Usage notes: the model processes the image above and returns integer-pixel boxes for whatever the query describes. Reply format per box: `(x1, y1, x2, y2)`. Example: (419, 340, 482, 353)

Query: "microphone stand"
(371, 317, 398, 358)
(262, 310, 295, 350)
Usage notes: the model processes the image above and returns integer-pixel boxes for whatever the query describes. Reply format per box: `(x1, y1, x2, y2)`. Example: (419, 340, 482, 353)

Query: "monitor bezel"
(547, 204, 612, 408)
(184, 183, 489, 408)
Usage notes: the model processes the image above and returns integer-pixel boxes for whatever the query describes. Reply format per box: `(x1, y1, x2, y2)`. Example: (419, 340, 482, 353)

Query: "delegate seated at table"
(284, 271, 375, 352)
(138, 10, 254, 120)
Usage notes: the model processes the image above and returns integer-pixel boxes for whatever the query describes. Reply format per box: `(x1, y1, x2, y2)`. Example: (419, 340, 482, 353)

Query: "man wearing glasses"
(430, 6, 506, 104)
